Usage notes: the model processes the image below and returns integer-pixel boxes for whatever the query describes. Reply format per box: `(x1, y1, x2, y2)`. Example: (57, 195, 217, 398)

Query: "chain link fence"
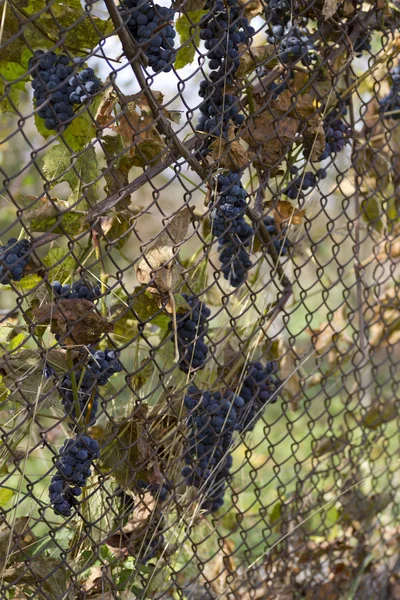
(0, 0, 399, 598)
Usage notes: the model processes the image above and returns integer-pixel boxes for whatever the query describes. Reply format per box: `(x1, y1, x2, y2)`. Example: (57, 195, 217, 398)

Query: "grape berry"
(121, 0, 176, 73)
(29, 50, 101, 131)
(60, 348, 122, 428)
(211, 172, 254, 287)
(0, 238, 30, 284)
(49, 435, 100, 516)
(170, 294, 210, 373)
(52, 279, 101, 301)
(182, 387, 237, 512)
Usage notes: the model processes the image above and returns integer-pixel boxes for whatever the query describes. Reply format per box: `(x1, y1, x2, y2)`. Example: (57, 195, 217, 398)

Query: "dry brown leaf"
(32, 299, 113, 346)
(241, 112, 299, 168)
(264, 200, 305, 226)
(136, 206, 192, 294)
(237, 0, 264, 18)
(322, 0, 339, 19)
(278, 338, 302, 409)
(237, 44, 277, 78)
(208, 127, 249, 171)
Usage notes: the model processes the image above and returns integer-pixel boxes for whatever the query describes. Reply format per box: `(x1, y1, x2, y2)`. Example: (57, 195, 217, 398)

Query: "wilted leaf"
(241, 108, 300, 168)
(278, 338, 301, 409)
(175, 10, 208, 69)
(0, 349, 76, 407)
(0, 517, 33, 571)
(362, 399, 398, 430)
(237, 0, 264, 18)
(237, 45, 277, 78)
(265, 200, 306, 226)
(208, 126, 250, 171)
(322, 0, 339, 19)
(136, 207, 192, 294)
(100, 210, 133, 250)
(20, 196, 86, 235)
(32, 299, 113, 346)
(361, 195, 383, 232)
(314, 435, 347, 457)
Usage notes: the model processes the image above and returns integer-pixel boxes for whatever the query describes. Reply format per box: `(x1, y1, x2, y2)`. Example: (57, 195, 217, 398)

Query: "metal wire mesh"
(0, 0, 399, 598)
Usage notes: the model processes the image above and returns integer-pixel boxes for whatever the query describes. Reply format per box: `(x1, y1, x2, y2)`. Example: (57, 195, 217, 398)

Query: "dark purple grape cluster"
(170, 294, 210, 373)
(197, 0, 254, 154)
(211, 172, 254, 288)
(29, 50, 101, 131)
(318, 105, 351, 160)
(138, 480, 171, 501)
(236, 361, 281, 432)
(140, 513, 166, 563)
(121, 0, 176, 73)
(279, 25, 317, 67)
(52, 279, 101, 301)
(0, 238, 30, 284)
(264, 0, 291, 44)
(49, 434, 100, 516)
(182, 387, 237, 512)
(283, 168, 327, 200)
(263, 215, 291, 256)
(381, 60, 400, 120)
(60, 348, 122, 427)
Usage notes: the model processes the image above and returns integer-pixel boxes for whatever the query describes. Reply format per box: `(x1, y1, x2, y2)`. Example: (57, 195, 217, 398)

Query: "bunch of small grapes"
(279, 25, 317, 67)
(170, 294, 210, 373)
(182, 387, 237, 512)
(138, 480, 171, 502)
(264, 0, 292, 44)
(381, 60, 400, 120)
(263, 215, 291, 256)
(318, 105, 351, 160)
(121, 0, 176, 73)
(49, 434, 100, 516)
(60, 348, 122, 427)
(211, 172, 254, 288)
(197, 0, 254, 152)
(236, 361, 281, 432)
(283, 168, 327, 199)
(29, 50, 101, 131)
(52, 279, 101, 301)
(0, 238, 30, 284)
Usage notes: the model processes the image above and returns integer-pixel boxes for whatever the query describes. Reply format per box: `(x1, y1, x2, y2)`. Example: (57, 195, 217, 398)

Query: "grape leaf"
(21, 195, 86, 235)
(136, 206, 192, 294)
(42, 144, 99, 209)
(0, 62, 28, 114)
(42, 248, 76, 282)
(32, 299, 113, 346)
(175, 11, 208, 70)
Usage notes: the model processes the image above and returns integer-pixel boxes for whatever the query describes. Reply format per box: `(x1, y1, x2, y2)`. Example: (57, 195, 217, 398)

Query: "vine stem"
(103, 0, 291, 306)
(103, 0, 207, 181)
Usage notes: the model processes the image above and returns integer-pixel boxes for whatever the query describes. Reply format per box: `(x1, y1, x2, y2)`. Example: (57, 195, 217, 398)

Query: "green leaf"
(362, 196, 383, 232)
(175, 11, 208, 69)
(0, 62, 28, 114)
(0, 489, 14, 506)
(42, 144, 99, 209)
(8, 333, 27, 352)
(14, 274, 43, 291)
(2, 0, 113, 65)
(42, 248, 76, 282)
(21, 196, 86, 235)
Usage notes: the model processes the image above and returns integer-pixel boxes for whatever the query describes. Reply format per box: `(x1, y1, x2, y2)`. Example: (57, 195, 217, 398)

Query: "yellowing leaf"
(0, 489, 14, 506)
